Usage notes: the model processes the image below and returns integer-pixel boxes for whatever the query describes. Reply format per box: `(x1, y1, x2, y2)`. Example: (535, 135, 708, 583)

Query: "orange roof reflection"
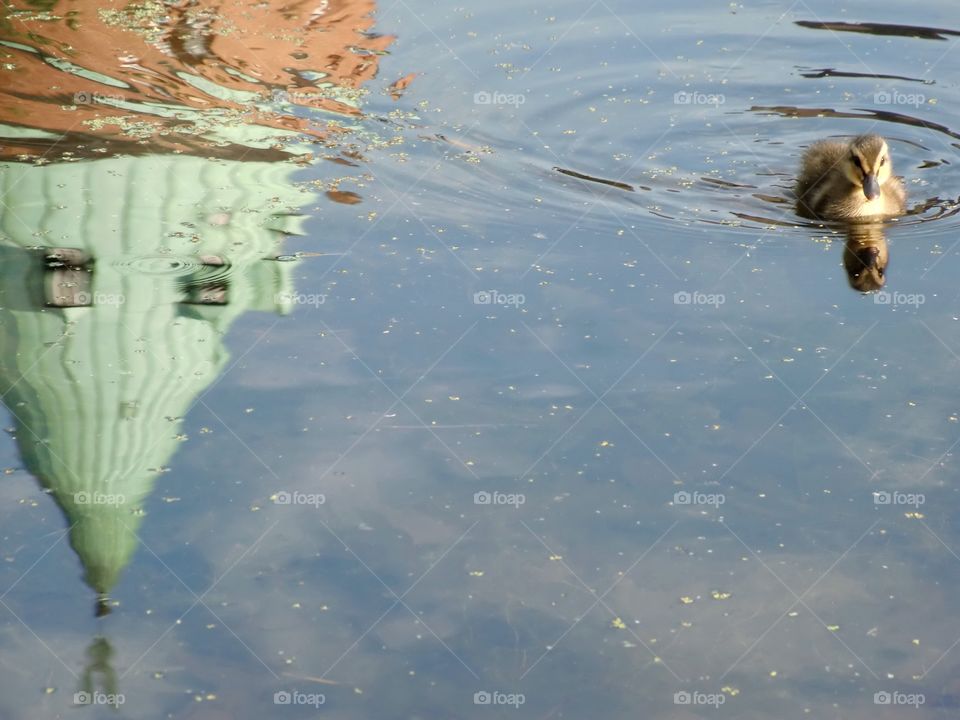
(0, 0, 397, 160)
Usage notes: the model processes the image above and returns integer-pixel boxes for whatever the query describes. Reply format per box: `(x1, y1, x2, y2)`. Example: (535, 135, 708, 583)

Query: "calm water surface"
(2, 0, 960, 718)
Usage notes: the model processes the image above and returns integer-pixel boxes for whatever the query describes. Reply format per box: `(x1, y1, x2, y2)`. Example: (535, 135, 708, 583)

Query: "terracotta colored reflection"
(0, 0, 395, 160)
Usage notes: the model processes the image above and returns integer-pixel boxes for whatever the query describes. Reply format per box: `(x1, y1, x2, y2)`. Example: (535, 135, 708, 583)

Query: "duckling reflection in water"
(795, 134, 906, 220)
(843, 223, 888, 292)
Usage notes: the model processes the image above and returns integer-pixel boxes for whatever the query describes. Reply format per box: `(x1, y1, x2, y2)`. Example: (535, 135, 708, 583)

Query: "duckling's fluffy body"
(795, 135, 906, 220)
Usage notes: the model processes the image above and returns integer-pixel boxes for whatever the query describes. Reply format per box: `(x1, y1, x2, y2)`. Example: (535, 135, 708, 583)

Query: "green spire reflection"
(0, 154, 312, 610)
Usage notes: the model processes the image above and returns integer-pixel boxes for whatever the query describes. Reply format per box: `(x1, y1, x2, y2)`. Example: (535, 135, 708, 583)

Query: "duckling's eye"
(852, 155, 863, 170)
(879, 156, 886, 167)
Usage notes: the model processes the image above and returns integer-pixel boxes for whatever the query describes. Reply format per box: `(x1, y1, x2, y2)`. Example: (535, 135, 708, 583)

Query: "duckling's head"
(842, 135, 893, 201)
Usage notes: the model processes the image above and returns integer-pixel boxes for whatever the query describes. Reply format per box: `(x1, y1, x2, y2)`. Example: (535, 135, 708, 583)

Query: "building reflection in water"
(0, 0, 399, 701)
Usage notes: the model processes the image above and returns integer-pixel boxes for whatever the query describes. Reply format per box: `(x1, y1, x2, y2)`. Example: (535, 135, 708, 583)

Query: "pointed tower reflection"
(0, 154, 310, 612)
(0, 0, 402, 708)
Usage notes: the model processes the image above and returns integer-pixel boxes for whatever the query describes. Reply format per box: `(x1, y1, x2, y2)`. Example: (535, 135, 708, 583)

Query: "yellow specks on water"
(549, 554, 563, 561)
(827, 625, 840, 632)
(680, 596, 694, 605)
(905, 511, 925, 519)
(711, 590, 731, 600)
(681, 620, 692, 628)
(710, 424, 721, 431)
(469, 570, 484, 577)
(598, 440, 613, 447)
(912, 638, 920, 646)
(44, 687, 55, 695)
(721, 686, 740, 697)
(292, 602, 301, 609)
(788, 611, 799, 618)
(611, 617, 627, 630)
(769, 670, 778, 678)
(465, 460, 475, 467)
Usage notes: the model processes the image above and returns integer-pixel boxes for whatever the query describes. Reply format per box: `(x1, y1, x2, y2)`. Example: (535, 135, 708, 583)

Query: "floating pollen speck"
(469, 570, 484, 577)
(611, 617, 627, 630)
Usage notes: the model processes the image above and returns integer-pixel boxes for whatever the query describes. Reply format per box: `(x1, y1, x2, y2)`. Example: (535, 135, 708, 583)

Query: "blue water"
(2, 0, 960, 717)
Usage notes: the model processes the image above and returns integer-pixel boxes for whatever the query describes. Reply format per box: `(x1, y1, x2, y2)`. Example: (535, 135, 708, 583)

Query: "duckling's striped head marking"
(844, 134, 892, 200)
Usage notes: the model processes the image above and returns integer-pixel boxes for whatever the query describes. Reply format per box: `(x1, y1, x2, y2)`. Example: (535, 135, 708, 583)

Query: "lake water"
(2, 0, 960, 718)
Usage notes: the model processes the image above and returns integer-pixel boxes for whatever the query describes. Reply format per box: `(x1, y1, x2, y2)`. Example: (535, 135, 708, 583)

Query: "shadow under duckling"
(843, 223, 888, 292)
(795, 134, 906, 220)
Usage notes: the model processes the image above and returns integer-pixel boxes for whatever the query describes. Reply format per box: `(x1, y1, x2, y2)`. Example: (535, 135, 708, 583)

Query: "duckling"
(795, 134, 906, 220)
